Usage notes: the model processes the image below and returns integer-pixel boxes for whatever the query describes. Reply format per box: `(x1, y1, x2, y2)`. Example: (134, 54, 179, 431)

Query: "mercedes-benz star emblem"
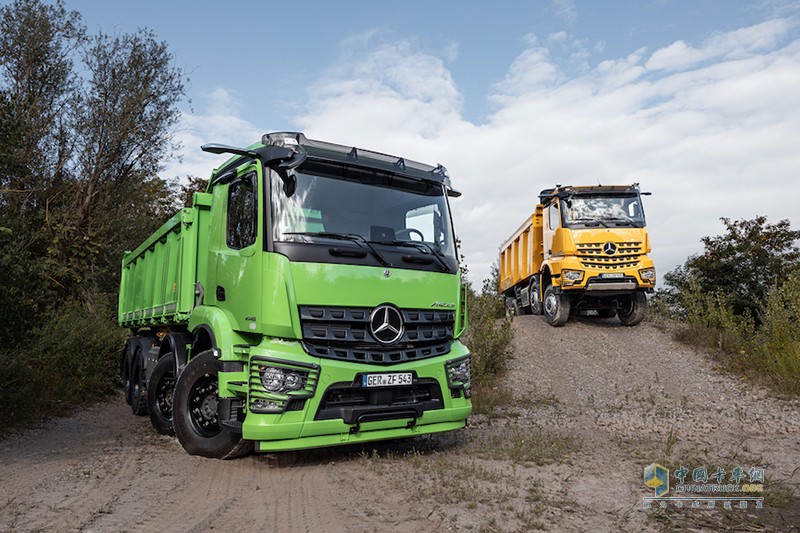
(603, 242, 617, 255)
(369, 305, 404, 345)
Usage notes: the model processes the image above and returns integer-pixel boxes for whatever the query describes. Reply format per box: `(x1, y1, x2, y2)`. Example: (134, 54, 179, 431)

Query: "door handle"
(216, 286, 226, 301)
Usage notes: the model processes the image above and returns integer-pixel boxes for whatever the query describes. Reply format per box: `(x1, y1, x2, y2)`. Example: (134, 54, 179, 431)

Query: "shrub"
(0, 296, 125, 431)
(465, 263, 514, 386)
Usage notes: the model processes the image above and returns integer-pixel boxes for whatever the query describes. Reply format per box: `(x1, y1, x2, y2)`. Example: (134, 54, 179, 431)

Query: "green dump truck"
(118, 132, 471, 458)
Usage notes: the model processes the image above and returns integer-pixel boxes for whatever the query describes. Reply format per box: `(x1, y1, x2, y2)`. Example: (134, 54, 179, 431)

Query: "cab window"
(226, 173, 257, 249)
(548, 203, 560, 230)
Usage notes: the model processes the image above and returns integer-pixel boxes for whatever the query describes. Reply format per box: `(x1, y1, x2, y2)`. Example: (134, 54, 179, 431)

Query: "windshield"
(270, 166, 457, 260)
(561, 195, 646, 227)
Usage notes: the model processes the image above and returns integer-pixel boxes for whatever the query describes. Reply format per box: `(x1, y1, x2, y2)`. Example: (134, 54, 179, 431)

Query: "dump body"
(499, 184, 655, 326)
(118, 132, 471, 457)
(118, 194, 211, 328)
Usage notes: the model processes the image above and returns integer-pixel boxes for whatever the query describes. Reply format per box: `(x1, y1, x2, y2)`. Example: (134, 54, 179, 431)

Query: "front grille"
(315, 378, 443, 423)
(577, 242, 643, 270)
(299, 305, 454, 365)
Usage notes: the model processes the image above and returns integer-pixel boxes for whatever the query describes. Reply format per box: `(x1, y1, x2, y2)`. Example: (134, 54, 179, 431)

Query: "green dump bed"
(118, 204, 203, 329)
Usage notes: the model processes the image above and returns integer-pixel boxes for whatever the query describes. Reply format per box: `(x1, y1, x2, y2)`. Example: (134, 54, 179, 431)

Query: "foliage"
(466, 263, 514, 386)
(663, 216, 800, 321)
(0, 297, 126, 429)
(655, 216, 800, 395)
(0, 0, 186, 428)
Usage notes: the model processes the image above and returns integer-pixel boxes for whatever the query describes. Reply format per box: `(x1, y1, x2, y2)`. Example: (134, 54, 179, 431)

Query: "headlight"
(259, 365, 306, 393)
(446, 356, 472, 397)
(563, 269, 584, 282)
(639, 268, 656, 282)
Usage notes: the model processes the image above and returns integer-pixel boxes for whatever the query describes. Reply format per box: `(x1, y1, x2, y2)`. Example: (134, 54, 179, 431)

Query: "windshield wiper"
(284, 232, 392, 267)
(377, 240, 450, 272)
(605, 217, 637, 226)
(570, 218, 605, 227)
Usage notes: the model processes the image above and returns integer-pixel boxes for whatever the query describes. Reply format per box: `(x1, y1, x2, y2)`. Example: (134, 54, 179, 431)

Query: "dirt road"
(1, 316, 798, 532)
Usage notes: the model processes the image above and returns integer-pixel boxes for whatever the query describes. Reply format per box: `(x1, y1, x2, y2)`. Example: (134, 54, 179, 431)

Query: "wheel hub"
(545, 294, 557, 314)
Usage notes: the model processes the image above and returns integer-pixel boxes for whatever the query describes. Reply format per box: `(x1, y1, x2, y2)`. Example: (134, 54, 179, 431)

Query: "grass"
(650, 274, 800, 397)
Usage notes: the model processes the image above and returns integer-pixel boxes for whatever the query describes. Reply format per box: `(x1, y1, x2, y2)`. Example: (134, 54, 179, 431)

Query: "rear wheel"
(147, 354, 176, 435)
(122, 340, 134, 405)
(528, 278, 542, 315)
(619, 292, 647, 326)
(130, 351, 148, 416)
(543, 285, 570, 327)
(173, 351, 252, 459)
(504, 297, 517, 319)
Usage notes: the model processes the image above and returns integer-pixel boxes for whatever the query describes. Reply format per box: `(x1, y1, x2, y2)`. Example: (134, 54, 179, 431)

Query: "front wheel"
(147, 354, 177, 436)
(543, 285, 570, 327)
(618, 292, 647, 326)
(172, 351, 252, 459)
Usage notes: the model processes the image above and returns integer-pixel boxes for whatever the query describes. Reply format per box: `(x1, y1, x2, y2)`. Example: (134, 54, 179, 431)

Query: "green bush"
(656, 274, 800, 396)
(465, 263, 514, 387)
(0, 297, 125, 431)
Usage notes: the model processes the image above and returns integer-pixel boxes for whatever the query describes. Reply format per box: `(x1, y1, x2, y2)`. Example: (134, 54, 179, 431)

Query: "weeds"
(651, 273, 800, 396)
(0, 297, 124, 433)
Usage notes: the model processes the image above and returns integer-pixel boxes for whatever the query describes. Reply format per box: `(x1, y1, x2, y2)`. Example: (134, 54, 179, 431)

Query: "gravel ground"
(1, 315, 798, 532)
(338, 314, 800, 531)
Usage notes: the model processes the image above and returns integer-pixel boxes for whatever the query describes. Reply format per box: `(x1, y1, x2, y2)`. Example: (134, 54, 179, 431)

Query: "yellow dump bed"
(498, 205, 544, 294)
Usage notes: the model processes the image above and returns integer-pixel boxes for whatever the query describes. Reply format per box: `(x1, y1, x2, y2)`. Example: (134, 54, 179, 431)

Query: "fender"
(188, 305, 253, 362)
(159, 331, 194, 375)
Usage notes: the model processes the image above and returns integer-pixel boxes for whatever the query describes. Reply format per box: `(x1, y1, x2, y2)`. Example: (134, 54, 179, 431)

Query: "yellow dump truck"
(499, 184, 655, 326)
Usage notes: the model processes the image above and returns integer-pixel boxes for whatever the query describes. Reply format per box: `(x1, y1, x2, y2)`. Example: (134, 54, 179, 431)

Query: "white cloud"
(166, 18, 800, 288)
(646, 18, 795, 71)
(161, 87, 263, 183)
(552, 0, 577, 24)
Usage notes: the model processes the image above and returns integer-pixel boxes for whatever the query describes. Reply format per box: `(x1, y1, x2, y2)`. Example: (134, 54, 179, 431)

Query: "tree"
(663, 216, 800, 319)
(0, 0, 187, 342)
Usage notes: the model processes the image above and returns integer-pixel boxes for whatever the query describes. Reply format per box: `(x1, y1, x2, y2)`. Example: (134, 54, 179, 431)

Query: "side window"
(226, 173, 257, 249)
(548, 203, 560, 230)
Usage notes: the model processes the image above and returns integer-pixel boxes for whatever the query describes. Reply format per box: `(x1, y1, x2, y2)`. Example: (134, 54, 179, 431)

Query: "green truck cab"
(118, 132, 471, 458)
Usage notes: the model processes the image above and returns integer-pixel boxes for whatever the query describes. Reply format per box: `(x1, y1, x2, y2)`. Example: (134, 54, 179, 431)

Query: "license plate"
(600, 273, 624, 278)
(362, 373, 413, 388)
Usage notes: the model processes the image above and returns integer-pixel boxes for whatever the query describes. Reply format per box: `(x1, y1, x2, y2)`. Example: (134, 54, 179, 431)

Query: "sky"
(64, 0, 800, 286)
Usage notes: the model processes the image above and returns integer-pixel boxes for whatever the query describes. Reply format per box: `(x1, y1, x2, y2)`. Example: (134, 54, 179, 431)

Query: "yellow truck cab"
(499, 184, 656, 326)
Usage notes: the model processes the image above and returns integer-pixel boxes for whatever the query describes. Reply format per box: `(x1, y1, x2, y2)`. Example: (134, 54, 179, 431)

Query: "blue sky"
(66, 0, 800, 285)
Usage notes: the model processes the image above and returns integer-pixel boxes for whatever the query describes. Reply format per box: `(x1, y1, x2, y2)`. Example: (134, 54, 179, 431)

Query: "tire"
(597, 309, 617, 319)
(130, 350, 148, 416)
(122, 340, 134, 405)
(528, 278, 542, 315)
(147, 354, 177, 436)
(173, 351, 252, 459)
(504, 297, 516, 319)
(543, 285, 570, 327)
(619, 292, 647, 326)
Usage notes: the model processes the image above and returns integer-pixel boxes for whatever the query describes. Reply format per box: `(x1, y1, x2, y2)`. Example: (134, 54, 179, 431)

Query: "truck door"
(544, 201, 559, 259)
(211, 165, 263, 333)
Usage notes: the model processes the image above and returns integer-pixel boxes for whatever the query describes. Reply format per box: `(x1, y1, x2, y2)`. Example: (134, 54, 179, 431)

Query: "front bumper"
(221, 338, 472, 452)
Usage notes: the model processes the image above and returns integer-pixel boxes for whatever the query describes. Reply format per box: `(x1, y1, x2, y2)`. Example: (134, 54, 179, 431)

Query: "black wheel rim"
(156, 372, 176, 420)
(188, 373, 221, 437)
